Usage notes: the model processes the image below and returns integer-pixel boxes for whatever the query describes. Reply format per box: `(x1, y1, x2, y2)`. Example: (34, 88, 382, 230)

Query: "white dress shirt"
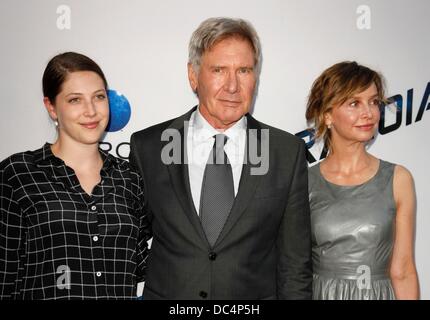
(187, 107, 247, 215)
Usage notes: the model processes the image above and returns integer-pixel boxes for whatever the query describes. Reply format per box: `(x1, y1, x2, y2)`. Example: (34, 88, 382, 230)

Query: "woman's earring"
(327, 124, 332, 129)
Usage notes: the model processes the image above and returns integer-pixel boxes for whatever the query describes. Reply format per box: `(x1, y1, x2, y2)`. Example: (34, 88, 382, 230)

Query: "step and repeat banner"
(1, 0, 429, 298)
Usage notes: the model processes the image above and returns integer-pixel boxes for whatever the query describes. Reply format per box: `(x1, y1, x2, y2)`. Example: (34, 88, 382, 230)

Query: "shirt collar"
(33, 143, 61, 165)
(193, 106, 247, 145)
(34, 142, 115, 171)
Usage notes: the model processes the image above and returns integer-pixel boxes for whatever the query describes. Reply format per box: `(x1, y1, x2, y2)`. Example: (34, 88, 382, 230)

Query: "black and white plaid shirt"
(0, 143, 151, 299)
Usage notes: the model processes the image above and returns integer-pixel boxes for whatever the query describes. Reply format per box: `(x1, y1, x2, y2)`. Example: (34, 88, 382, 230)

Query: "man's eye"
(213, 68, 222, 73)
(349, 101, 358, 107)
(96, 94, 106, 100)
(69, 98, 80, 103)
(239, 68, 250, 74)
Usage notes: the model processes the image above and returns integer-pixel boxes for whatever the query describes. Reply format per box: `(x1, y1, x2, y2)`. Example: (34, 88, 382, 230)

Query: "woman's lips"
(81, 122, 99, 129)
(355, 124, 375, 131)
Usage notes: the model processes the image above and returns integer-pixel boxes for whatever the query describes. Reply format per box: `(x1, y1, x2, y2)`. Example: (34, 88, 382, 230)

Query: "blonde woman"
(306, 61, 419, 300)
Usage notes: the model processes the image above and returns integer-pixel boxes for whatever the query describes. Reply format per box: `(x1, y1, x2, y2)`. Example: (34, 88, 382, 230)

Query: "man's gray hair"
(188, 17, 262, 74)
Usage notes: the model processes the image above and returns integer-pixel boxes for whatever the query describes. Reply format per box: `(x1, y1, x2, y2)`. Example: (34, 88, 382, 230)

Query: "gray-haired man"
(130, 17, 312, 299)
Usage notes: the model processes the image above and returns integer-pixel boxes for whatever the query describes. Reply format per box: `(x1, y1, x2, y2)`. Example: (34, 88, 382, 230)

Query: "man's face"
(188, 37, 257, 130)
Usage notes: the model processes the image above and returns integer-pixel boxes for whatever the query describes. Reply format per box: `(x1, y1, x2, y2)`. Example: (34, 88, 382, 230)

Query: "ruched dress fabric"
(309, 160, 396, 300)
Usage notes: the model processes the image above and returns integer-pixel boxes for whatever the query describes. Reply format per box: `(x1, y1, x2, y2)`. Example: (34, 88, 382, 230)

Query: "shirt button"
(208, 252, 217, 261)
(199, 291, 207, 299)
(91, 205, 97, 211)
(93, 236, 99, 242)
(96, 272, 102, 277)
(100, 180, 104, 185)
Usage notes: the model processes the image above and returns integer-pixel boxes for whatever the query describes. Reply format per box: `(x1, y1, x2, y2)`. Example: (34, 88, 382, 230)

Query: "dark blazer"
(129, 106, 312, 299)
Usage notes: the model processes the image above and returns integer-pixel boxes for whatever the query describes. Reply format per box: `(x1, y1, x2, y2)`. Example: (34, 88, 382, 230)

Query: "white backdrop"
(1, 0, 429, 299)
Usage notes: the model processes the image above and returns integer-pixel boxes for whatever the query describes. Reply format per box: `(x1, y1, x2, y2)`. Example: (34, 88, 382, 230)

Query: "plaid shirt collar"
(32, 143, 118, 197)
(34, 142, 116, 172)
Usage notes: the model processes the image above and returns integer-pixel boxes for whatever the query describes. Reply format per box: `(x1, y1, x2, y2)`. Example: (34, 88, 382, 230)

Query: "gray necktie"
(200, 134, 235, 247)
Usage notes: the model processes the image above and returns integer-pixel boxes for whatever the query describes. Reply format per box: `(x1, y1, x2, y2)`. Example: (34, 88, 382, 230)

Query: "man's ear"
(43, 97, 57, 121)
(187, 63, 198, 93)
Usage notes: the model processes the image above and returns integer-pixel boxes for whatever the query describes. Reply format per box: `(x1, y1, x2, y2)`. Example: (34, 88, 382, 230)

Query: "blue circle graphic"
(106, 89, 131, 132)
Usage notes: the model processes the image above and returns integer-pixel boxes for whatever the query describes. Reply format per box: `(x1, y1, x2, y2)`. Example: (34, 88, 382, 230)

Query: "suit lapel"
(164, 106, 209, 245)
(214, 114, 264, 247)
(165, 109, 265, 248)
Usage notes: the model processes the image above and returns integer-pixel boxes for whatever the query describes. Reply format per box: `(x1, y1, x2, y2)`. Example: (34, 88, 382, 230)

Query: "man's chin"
(218, 115, 244, 128)
(222, 106, 247, 117)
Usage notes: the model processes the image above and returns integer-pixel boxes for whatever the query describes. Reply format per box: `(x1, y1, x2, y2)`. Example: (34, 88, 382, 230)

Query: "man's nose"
(224, 71, 239, 93)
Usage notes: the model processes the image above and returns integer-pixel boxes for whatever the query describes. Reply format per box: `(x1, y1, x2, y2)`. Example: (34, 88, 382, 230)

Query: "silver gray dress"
(309, 160, 396, 300)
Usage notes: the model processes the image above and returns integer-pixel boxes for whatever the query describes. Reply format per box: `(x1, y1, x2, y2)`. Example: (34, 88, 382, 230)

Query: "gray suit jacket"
(129, 107, 312, 299)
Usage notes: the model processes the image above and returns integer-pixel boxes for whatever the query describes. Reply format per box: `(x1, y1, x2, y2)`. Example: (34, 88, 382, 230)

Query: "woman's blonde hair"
(305, 61, 386, 150)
